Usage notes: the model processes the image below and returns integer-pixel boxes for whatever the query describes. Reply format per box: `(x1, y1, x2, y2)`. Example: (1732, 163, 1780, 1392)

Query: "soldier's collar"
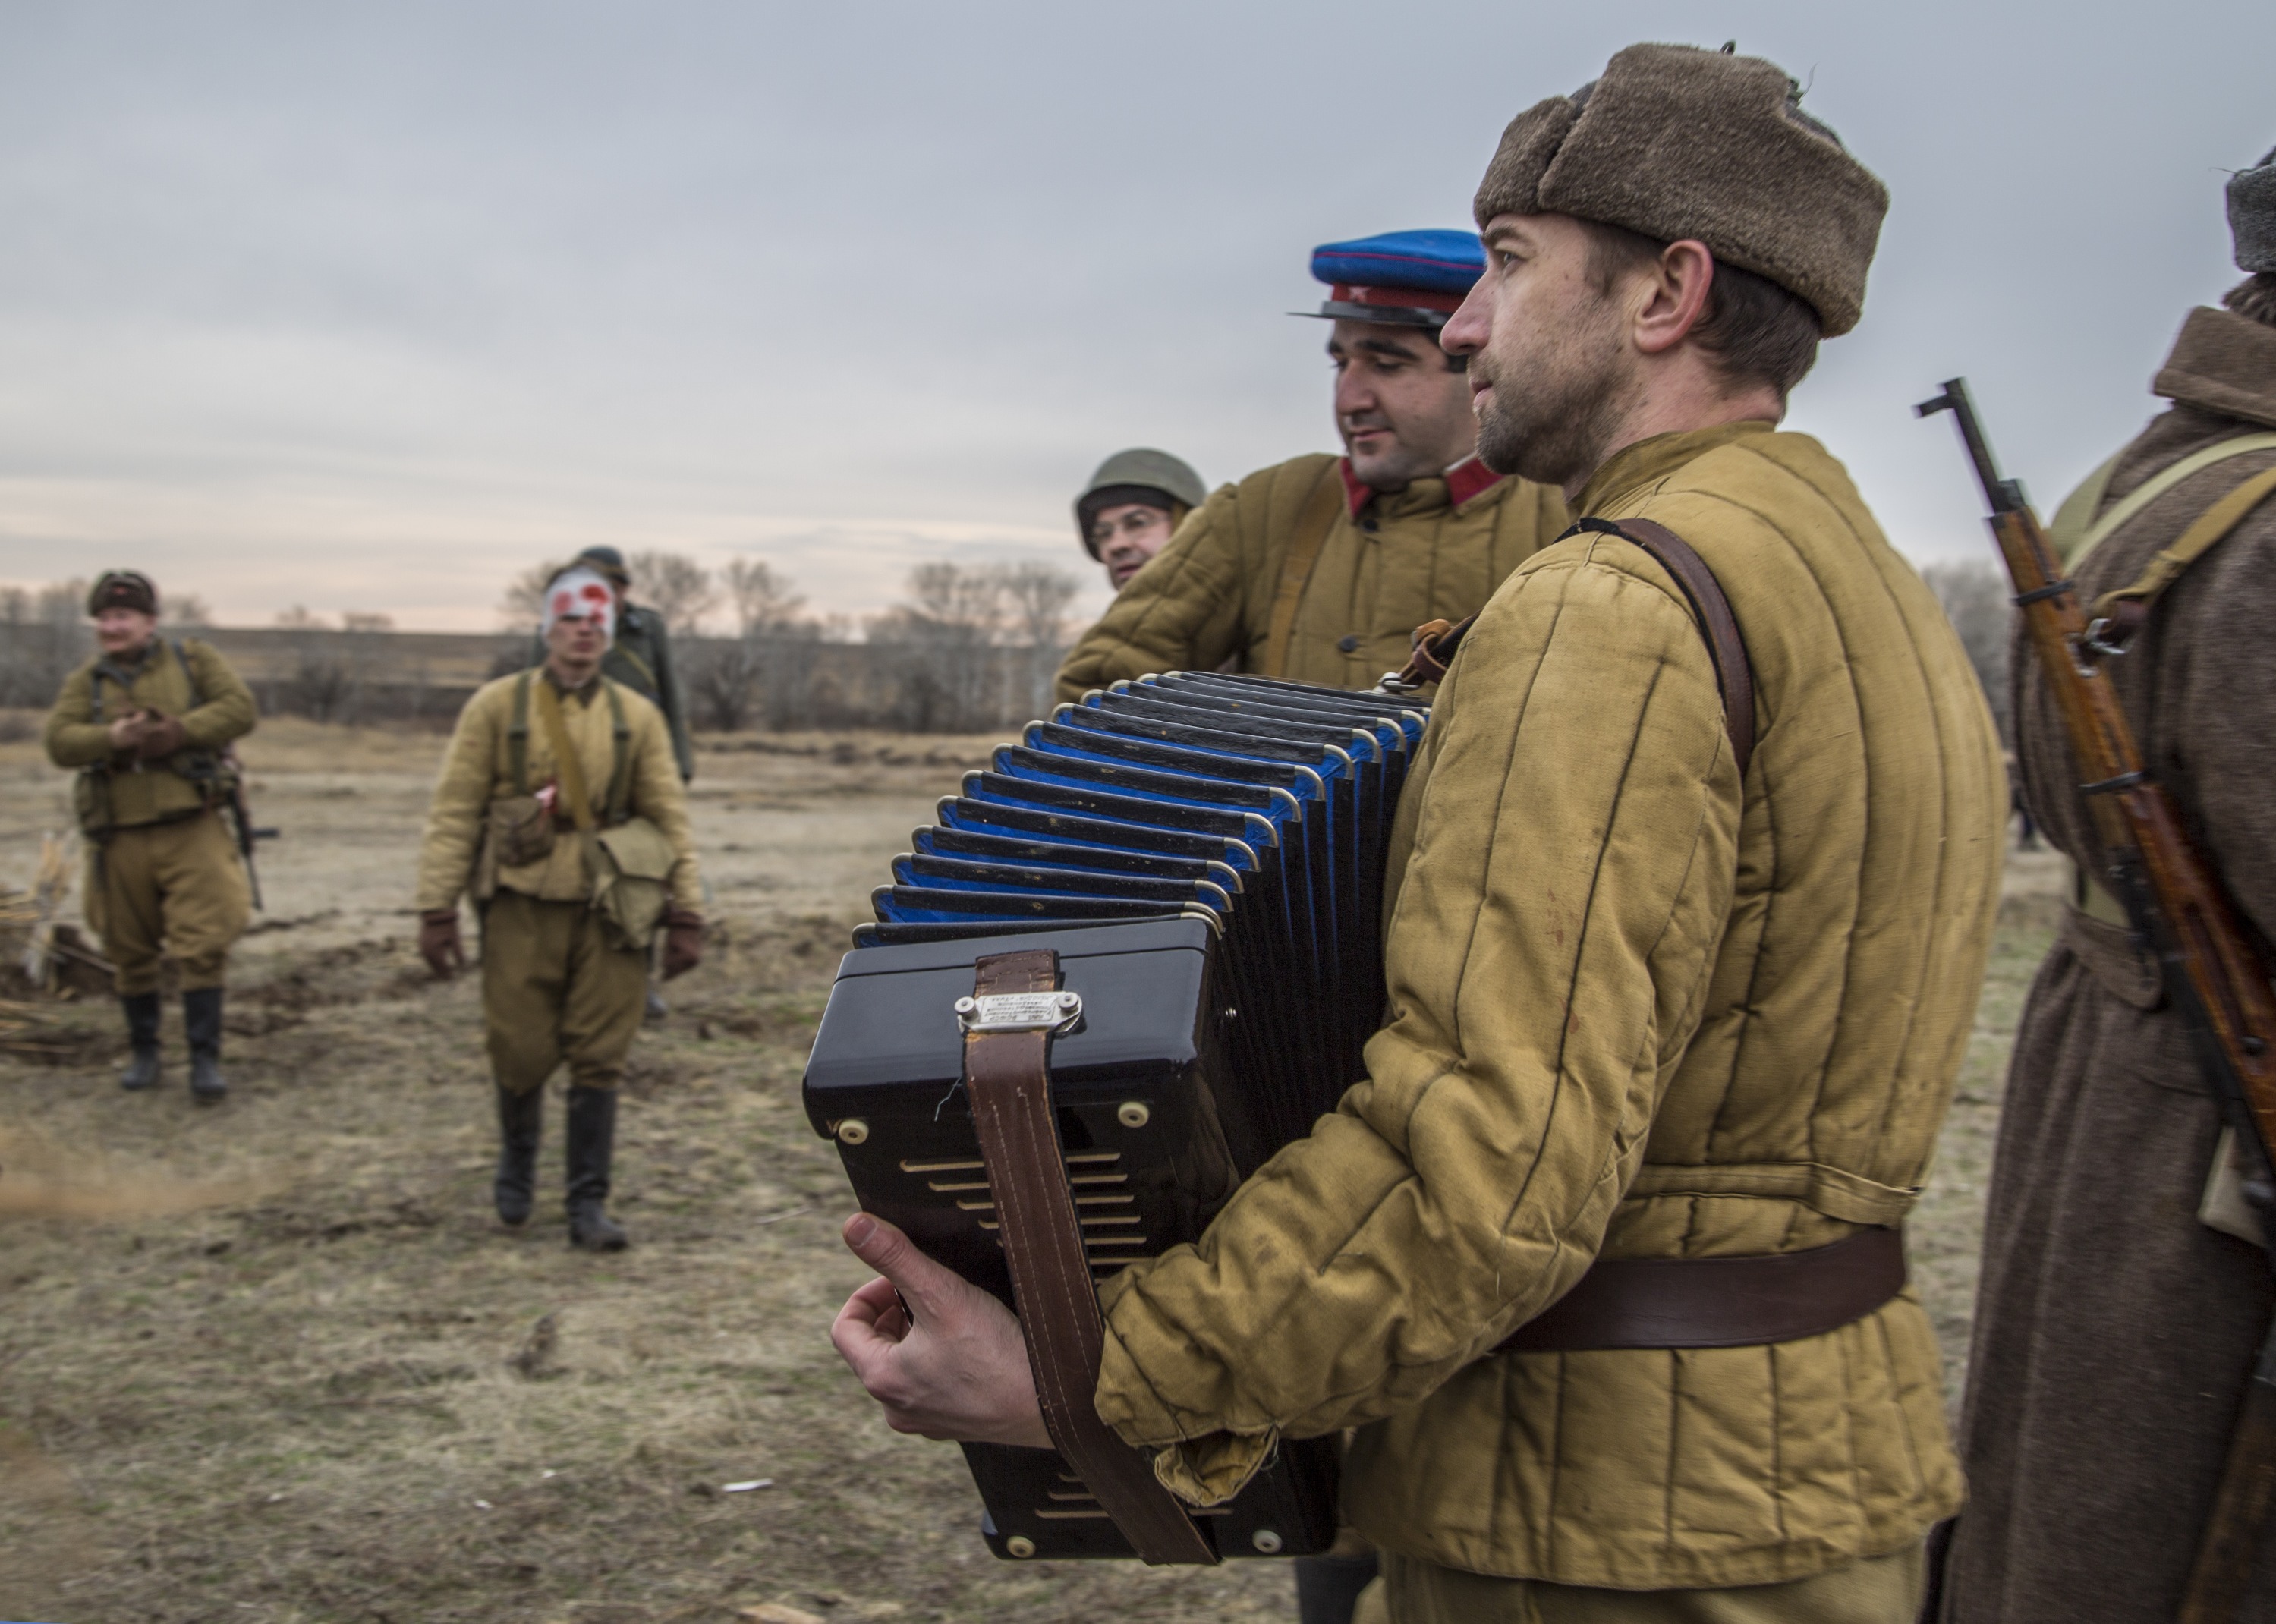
(543, 666, 604, 704)
(2154, 307, 2276, 431)
(1572, 421, 1776, 518)
(1339, 454, 1506, 519)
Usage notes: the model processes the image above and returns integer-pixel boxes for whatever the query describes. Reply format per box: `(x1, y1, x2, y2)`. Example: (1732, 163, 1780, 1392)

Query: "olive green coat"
(1093, 423, 2007, 1589)
(415, 669, 701, 915)
(44, 638, 257, 829)
(1053, 454, 1568, 701)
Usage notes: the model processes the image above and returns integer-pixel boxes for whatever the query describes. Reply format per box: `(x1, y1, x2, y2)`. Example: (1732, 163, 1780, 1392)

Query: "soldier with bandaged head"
(417, 562, 704, 1251)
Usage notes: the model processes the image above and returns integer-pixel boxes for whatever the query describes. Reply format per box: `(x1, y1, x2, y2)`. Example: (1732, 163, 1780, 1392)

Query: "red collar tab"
(1328, 282, 1465, 316)
(1338, 458, 1371, 518)
(1443, 455, 1505, 508)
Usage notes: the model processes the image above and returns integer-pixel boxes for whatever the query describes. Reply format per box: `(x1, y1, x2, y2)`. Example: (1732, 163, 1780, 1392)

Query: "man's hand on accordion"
(831, 1211, 1052, 1450)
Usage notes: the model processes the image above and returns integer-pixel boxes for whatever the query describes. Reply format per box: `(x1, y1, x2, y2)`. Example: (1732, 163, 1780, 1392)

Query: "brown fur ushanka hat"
(1473, 42, 1888, 336)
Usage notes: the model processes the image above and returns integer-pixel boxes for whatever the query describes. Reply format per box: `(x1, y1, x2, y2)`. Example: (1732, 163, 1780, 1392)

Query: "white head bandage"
(542, 565, 617, 644)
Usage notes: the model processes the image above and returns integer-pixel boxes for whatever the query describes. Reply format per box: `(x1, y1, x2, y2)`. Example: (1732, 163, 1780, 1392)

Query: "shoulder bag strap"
(2061, 431, 2276, 567)
(1390, 517, 1756, 776)
(602, 681, 632, 826)
(508, 672, 534, 797)
(960, 948, 1218, 1566)
(1258, 465, 1349, 678)
(530, 679, 597, 835)
(175, 640, 205, 707)
(2086, 464, 2276, 647)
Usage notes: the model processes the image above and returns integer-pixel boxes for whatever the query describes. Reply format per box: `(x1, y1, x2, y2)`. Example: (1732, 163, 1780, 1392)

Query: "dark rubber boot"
(1295, 1553, 1380, 1624)
(184, 987, 227, 1103)
(565, 1086, 628, 1251)
(119, 993, 162, 1091)
(493, 1084, 543, 1227)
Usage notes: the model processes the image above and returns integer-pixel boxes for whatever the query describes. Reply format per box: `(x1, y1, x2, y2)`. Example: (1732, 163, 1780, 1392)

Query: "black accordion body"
(802, 673, 1428, 1561)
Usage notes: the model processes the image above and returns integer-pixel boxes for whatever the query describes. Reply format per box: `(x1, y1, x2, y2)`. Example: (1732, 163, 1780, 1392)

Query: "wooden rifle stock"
(1919, 379, 2276, 1620)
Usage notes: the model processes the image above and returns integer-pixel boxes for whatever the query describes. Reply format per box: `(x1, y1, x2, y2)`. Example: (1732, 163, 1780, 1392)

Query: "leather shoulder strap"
(1396, 518, 1756, 776)
(530, 678, 597, 834)
(508, 671, 534, 798)
(1258, 465, 1348, 678)
(961, 949, 1217, 1566)
(1588, 517, 1755, 776)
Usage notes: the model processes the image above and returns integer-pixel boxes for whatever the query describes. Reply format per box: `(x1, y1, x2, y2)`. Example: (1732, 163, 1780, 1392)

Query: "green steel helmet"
(1075, 448, 1207, 556)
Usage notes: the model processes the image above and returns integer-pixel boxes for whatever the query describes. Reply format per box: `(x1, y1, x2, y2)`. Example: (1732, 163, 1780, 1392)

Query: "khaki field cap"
(1473, 42, 1889, 335)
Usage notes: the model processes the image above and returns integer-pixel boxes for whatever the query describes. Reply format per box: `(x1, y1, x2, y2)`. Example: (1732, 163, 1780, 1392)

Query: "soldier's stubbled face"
(1443, 212, 1639, 493)
(1327, 319, 1480, 493)
(1089, 502, 1176, 591)
(93, 607, 157, 659)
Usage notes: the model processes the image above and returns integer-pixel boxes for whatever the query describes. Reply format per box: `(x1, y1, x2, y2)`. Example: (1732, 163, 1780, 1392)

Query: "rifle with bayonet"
(1919, 379, 2276, 1622)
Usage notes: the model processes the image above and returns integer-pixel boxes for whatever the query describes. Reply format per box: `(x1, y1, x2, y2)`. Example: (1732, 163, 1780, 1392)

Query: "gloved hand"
(134, 713, 188, 761)
(661, 908, 705, 980)
(105, 709, 153, 754)
(419, 910, 466, 978)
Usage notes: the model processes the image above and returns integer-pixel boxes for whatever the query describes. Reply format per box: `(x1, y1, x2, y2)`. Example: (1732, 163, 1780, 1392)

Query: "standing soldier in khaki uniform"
(1055, 229, 1568, 701)
(419, 564, 706, 1251)
(43, 571, 257, 1102)
(1075, 448, 1208, 592)
(1938, 146, 2276, 1624)
(833, 44, 2006, 1624)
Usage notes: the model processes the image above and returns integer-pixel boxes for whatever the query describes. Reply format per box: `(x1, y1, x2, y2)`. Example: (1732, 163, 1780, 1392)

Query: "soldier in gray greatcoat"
(1941, 145, 2276, 1624)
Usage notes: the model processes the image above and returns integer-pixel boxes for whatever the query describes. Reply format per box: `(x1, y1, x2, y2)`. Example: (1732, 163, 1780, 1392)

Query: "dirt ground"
(0, 715, 2058, 1624)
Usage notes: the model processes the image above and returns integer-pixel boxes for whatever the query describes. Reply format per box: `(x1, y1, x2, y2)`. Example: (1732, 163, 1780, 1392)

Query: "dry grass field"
(0, 713, 2057, 1624)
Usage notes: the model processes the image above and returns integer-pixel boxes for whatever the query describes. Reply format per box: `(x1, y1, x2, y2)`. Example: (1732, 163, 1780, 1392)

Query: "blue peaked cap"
(1310, 228, 1486, 297)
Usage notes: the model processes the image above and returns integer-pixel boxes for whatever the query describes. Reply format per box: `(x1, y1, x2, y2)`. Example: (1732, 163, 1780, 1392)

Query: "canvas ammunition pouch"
(589, 817, 676, 952)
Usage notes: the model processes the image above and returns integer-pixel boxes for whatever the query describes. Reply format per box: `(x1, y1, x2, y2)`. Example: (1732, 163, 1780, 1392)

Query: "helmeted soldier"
(1075, 448, 1208, 592)
(835, 43, 2005, 1624)
(43, 571, 257, 1101)
(421, 564, 705, 1250)
(1054, 228, 1569, 700)
(531, 546, 694, 783)
(1938, 143, 2276, 1624)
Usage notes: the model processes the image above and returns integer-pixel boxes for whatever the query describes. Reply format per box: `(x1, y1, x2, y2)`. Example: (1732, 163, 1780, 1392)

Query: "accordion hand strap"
(962, 948, 1219, 1566)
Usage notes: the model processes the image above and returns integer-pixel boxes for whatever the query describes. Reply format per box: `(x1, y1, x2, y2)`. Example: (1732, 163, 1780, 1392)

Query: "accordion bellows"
(803, 673, 1428, 1561)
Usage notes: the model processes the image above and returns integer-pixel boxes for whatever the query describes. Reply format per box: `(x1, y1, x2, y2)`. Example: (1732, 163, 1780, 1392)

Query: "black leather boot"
(564, 1085, 628, 1251)
(119, 993, 162, 1091)
(493, 1084, 543, 1227)
(184, 987, 227, 1103)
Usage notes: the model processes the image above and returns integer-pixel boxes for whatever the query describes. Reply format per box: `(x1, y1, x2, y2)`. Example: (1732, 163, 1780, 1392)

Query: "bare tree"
(497, 561, 562, 631)
(1920, 560, 2013, 740)
(627, 551, 719, 637)
(275, 605, 327, 629)
(162, 593, 213, 628)
(341, 611, 395, 633)
(722, 558, 807, 636)
(0, 586, 27, 626)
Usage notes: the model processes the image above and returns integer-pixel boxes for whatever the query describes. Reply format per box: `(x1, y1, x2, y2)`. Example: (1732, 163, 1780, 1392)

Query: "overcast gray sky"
(1, 0, 2269, 631)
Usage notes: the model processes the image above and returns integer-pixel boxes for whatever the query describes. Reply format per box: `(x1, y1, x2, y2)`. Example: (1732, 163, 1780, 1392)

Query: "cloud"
(0, 0, 2267, 625)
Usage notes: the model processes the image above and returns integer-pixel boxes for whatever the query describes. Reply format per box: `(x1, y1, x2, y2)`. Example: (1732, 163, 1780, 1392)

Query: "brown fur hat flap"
(1472, 42, 1888, 336)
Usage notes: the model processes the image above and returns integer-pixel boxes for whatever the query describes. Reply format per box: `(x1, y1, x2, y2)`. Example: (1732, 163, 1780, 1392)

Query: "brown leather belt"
(960, 948, 1218, 1566)
(1494, 1226, 1907, 1354)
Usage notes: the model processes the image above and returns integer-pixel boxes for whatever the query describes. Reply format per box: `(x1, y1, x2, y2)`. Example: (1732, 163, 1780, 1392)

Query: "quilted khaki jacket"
(44, 638, 257, 829)
(1053, 452, 1568, 701)
(415, 669, 700, 914)
(1092, 423, 2007, 1588)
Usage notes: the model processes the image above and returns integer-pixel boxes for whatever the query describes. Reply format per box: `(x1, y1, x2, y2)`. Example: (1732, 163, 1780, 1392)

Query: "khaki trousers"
(86, 811, 250, 996)
(1356, 1544, 1923, 1624)
(480, 889, 647, 1095)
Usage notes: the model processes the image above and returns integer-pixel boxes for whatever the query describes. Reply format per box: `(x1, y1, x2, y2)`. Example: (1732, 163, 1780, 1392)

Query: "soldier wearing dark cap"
(533, 546, 694, 784)
(42, 571, 258, 1101)
(835, 44, 2001, 1624)
(1938, 144, 2276, 1624)
(1075, 448, 1207, 591)
(1055, 228, 1569, 700)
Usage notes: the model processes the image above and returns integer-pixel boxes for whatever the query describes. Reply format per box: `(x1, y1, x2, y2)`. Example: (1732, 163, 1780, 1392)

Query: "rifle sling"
(961, 949, 1217, 1566)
